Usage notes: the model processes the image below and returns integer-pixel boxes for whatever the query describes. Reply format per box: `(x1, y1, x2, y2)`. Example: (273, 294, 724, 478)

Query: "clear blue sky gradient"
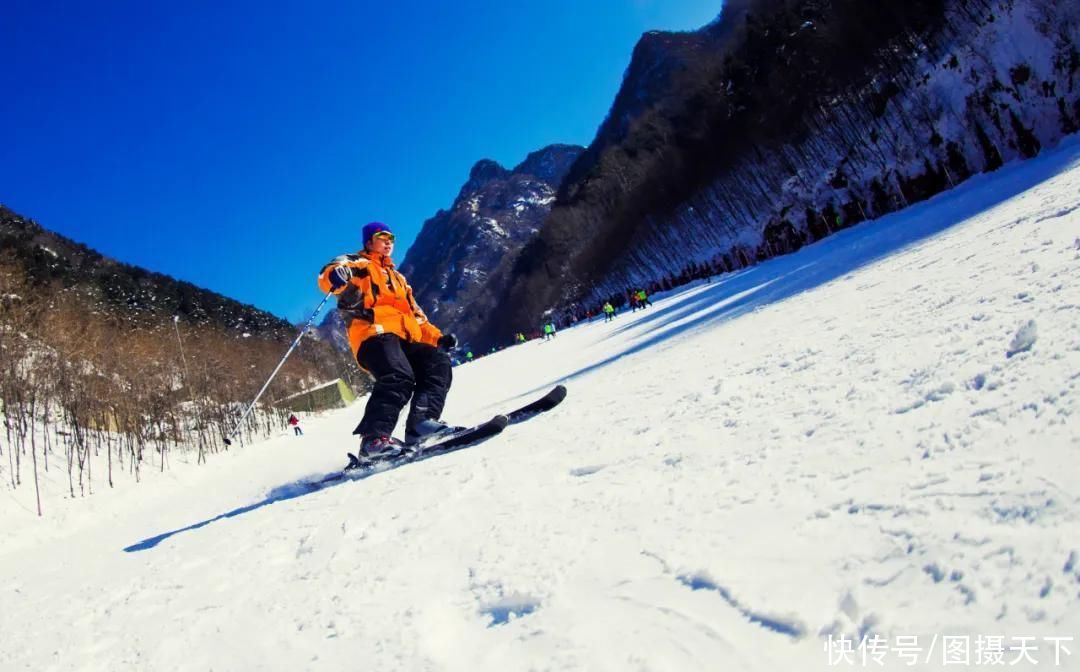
(2, 1, 722, 322)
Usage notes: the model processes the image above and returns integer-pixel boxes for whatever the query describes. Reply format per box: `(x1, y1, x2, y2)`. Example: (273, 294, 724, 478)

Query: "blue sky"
(1, 1, 722, 322)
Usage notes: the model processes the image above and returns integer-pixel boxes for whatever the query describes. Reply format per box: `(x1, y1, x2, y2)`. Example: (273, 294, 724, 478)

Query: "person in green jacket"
(602, 302, 616, 322)
(635, 289, 652, 308)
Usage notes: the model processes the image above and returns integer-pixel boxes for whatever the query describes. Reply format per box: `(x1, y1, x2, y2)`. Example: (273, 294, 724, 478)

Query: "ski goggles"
(371, 231, 396, 243)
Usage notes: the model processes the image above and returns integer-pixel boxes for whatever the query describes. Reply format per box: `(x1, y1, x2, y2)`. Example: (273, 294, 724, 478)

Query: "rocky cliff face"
(560, 21, 727, 192)
(476, 0, 1080, 345)
(397, 144, 583, 346)
(587, 0, 1080, 299)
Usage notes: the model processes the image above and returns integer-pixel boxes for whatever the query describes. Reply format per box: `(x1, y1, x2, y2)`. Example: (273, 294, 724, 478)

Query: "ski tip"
(551, 384, 568, 400)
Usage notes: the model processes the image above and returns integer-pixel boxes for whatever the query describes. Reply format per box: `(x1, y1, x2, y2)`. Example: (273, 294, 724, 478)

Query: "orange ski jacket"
(317, 251, 442, 356)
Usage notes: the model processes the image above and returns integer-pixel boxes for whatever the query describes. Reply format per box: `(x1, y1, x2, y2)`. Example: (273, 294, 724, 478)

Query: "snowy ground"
(2, 137, 1079, 671)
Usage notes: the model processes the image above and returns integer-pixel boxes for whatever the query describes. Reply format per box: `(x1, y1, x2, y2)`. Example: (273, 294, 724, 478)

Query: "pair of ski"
(319, 384, 566, 484)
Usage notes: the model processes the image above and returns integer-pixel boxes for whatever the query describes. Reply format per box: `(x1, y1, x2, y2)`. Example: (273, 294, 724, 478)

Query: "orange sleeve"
(318, 256, 368, 295)
(403, 282, 441, 345)
(317, 264, 341, 294)
(419, 321, 442, 346)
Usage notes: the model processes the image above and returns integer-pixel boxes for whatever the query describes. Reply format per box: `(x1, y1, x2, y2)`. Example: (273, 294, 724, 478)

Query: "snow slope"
(2, 138, 1079, 671)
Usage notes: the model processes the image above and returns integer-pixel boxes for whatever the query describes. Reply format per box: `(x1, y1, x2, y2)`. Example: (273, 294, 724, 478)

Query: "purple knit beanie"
(362, 221, 392, 246)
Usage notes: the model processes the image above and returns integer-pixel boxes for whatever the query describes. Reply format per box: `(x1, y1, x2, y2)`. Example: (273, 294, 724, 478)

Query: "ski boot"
(405, 419, 464, 446)
(359, 434, 409, 459)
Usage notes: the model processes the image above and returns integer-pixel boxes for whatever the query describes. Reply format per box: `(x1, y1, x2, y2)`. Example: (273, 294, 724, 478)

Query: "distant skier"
(543, 322, 556, 340)
(288, 413, 303, 436)
(602, 302, 616, 322)
(636, 289, 652, 308)
(318, 222, 459, 456)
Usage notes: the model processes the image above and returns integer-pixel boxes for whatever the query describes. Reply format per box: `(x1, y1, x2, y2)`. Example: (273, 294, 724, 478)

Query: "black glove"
(438, 333, 458, 351)
(328, 265, 352, 290)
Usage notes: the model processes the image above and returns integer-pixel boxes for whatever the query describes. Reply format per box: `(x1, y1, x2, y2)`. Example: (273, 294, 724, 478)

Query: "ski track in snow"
(2, 138, 1080, 671)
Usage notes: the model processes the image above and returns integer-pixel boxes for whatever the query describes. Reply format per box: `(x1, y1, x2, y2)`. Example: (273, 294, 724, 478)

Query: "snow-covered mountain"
(3, 134, 1078, 671)
(483, 0, 1080, 347)
(397, 144, 583, 344)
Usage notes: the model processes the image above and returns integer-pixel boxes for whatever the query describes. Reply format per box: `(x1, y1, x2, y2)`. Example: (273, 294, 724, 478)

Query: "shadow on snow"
(125, 138, 1079, 552)
(678, 573, 806, 639)
(123, 469, 373, 552)
(557, 137, 1080, 387)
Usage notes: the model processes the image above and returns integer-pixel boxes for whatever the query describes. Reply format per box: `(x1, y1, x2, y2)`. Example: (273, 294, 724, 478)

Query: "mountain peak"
(512, 144, 585, 184)
(464, 159, 510, 192)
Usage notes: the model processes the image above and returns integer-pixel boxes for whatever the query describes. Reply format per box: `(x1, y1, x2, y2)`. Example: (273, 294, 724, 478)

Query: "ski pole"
(223, 290, 334, 446)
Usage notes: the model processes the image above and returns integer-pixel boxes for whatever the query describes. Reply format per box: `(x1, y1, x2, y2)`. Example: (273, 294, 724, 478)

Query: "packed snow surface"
(2, 138, 1080, 671)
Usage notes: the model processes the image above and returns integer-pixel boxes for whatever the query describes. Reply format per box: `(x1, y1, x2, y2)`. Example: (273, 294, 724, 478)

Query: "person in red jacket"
(318, 222, 458, 457)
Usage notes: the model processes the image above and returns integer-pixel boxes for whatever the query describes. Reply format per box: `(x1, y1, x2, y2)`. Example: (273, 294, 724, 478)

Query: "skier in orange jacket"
(318, 222, 458, 456)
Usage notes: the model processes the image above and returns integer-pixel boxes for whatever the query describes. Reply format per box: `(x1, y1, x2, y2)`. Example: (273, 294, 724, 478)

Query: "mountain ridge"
(477, 0, 1080, 346)
(394, 143, 584, 347)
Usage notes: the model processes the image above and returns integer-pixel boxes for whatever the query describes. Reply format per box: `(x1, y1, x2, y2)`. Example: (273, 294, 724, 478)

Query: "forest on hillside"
(0, 207, 368, 510)
(471, 0, 1079, 346)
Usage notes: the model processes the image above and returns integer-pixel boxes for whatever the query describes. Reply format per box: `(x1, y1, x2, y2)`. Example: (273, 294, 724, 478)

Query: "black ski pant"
(353, 334, 452, 438)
